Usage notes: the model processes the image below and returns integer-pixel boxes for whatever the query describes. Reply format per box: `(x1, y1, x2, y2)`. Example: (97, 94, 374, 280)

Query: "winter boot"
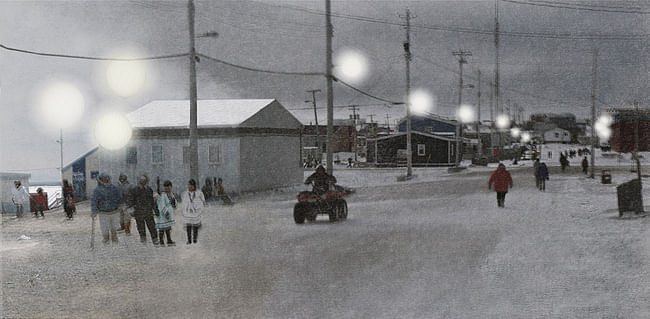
(166, 230, 175, 246)
(158, 231, 165, 246)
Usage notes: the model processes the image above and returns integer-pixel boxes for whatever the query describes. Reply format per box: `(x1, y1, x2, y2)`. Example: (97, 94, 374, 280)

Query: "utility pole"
(349, 105, 359, 162)
(385, 114, 391, 130)
(489, 80, 494, 122)
(306, 89, 322, 152)
(188, 0, 199, 185)
(57, 129, 63, 183)
(494, 0, 501, 116)
(401, 8, 413, 177)
(325, 0, 334, 175)
(590, 49, 598, 179)
(634, 101, 642, 181)
(476, 69, 482, 157)
(453, 49, 472, 167)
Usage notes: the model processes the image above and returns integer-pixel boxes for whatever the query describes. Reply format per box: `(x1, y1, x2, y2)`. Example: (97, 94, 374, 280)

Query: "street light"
(94, 111, 132, 151)
(38, 81, 85, 183)
(409, 89, 435, 115)
(334, 49, 368, 85)
(495, 114, 511, 161)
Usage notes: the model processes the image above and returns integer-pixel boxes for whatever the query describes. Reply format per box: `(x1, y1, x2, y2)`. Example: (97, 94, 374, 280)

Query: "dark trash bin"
(616, 179, 643, 216)
(601, 170, 611, 184)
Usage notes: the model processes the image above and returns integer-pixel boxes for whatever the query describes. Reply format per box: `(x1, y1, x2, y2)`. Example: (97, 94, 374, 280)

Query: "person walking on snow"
(182, 179, 205, 245)
(129, 174, 159, 245)
(533, 159, 541, 189)
(117, 174, 133, 235)
(581, 156, 589, 175)
(154, 180, 176, 246)
(62, 179, 76, 220)
(488, 163, 513, 208)
(536, 162, 549, 191)
(33, 187, 47, 218)
(11, 180, 30, 218)
(90, 173, 123, 245)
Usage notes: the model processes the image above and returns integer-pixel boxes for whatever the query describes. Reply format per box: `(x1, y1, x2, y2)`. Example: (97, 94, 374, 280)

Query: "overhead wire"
(0, 44, 188, 61)
(501, 0, 650, 14)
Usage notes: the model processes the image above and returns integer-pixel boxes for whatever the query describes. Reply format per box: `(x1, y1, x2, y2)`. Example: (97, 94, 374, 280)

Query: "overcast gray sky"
(1, 0, 649, 182)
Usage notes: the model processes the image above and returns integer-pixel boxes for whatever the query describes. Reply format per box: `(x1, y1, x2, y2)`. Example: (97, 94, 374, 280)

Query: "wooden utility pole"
(476, 69, 482, 157)
(307, 89, 322, 152)
(402, 8, 413, 177)
(590, 49, 598, 179)
(453, 49, 472, 167)
(188, 0, 199, 185)
(349, 105, 359, 162)
(325, 0, 334, 175)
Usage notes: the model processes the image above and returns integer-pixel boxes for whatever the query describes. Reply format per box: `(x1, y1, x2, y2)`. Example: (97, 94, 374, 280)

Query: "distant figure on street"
(581, 156, 589, 175)
(215, 178, 233, 205)
(90, 173, 123, 245)
(560, 153, 569, 172)
(533, 159, 541, 189)
(11, 180, 30, 218)
(62, 179, 76, 220)
(33, 187, 47, 218)
(488, 163, 513, 208)
(117, 174, 133, 234)
(154, 180, 176, 247)
(536, 162, 550, 191)
(129, 174, 159, 245)
(182, 179, 206, 245)
(201, 178, 213, 201)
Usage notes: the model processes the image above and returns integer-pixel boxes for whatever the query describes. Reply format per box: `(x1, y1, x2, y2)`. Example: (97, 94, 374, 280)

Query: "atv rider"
(305, 165, 337, 195)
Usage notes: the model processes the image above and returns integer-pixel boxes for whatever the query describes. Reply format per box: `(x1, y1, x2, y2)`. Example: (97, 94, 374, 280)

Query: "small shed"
(367, 131, 457, 166)
(1, 172, 31, 214)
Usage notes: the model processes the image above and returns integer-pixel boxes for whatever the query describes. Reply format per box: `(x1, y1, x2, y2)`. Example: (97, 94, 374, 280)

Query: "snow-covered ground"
(2, 165, 649, 318)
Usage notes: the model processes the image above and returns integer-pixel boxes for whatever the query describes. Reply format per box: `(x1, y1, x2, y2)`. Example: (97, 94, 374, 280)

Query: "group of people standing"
(90, 173, 206, 246)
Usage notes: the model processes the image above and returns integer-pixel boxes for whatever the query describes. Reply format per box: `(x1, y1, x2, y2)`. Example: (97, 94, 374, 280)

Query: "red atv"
(294, 186, 348, 224)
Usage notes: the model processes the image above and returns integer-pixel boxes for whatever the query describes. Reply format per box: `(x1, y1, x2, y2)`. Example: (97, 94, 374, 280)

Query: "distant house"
(1, 172, 31, 214)
(300, 120, 356, 154)
(62, 99, 303, 199)
(543, 127, 571, 143)
(367, 131, 456, 166)
(397, 115, 457, 137)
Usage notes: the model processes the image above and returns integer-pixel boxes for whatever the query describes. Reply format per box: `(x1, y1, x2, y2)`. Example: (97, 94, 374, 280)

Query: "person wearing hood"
(117, 174, 133, 234)
(129, 174, 159, 245)
(62, 179, 76, 220)
(182, 179, 206, 245)
(90, 173, 123, 245)
(11, 180, 30, 218)
(536, 161, 550, 191)
(33, 187, 47, 218)
(488, 163, 514, 208)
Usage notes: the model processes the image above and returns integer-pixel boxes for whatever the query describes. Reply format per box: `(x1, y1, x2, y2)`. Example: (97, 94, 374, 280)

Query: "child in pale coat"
(154, 180, 176, 246)
(181, 179, 205, 245)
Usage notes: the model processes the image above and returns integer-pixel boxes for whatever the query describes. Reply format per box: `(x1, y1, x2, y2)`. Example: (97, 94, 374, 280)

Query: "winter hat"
(188, 179, 197, 187)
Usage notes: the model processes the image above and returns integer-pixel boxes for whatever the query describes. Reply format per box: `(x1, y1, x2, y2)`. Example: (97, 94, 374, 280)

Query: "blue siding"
(398, 116, 456, 134)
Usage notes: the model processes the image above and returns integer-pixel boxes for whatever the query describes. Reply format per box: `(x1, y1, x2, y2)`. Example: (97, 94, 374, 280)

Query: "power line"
(249, 1, 649, 40)
(527, 0, 647, 10)
(334, 77, 403, 105)
(0, 44, 188, 61)
(196, 53, 324, 76)
(502, 0, 650, 14)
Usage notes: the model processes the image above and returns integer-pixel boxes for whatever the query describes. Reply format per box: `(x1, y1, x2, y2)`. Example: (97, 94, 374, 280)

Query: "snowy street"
(2, 167, 649, 318)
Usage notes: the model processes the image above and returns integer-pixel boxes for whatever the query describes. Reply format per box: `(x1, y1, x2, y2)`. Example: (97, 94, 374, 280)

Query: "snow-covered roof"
(127, 99, 276, 128)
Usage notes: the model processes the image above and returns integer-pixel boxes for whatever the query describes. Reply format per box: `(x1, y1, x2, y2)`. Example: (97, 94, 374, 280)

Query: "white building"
(63, 99, 303, 199)
(543, 127, 571, 143)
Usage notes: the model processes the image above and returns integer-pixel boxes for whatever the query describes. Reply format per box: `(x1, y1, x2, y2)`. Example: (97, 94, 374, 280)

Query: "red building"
(609, 108, 650, 153)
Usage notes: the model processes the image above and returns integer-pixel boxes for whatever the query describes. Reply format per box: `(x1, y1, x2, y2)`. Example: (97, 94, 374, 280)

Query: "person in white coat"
(181, 179, 205, 245)
(11, 181, 30, 218)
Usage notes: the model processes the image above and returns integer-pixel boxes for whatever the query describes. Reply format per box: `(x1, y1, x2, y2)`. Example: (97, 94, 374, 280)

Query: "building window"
(152, 145, 163, 164)
(554, 132, 560, 138)
(417, 144, 426, 156)
(183, 146, 190, 164)
(208, 145, 221, 164)
(126, 146, 137, 164)
(563, 132, 568, 136)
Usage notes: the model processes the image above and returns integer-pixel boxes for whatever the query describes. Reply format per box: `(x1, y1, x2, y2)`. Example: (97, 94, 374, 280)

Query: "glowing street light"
(334, 49, 368, 84)
(496, 114, 511, 130)
(595, 114, 613, 140)
(510, 127, 521, 138)
(38, 81, 85, 182)
(521, 132, 531, 143)
(457, 104, 476, 123)
(94, 112, 132, 150)
(409, 89, 435, 115)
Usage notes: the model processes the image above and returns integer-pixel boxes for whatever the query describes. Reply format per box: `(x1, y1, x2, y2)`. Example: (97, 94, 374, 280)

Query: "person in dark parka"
(536, 162, 549, 191)
(129, 174, 159, 245)
(488, 163, 513, 208)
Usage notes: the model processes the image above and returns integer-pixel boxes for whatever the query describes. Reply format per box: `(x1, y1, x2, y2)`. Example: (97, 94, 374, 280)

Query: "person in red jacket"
(488, 163, 513, 208)
(33, 187, 47, 218)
